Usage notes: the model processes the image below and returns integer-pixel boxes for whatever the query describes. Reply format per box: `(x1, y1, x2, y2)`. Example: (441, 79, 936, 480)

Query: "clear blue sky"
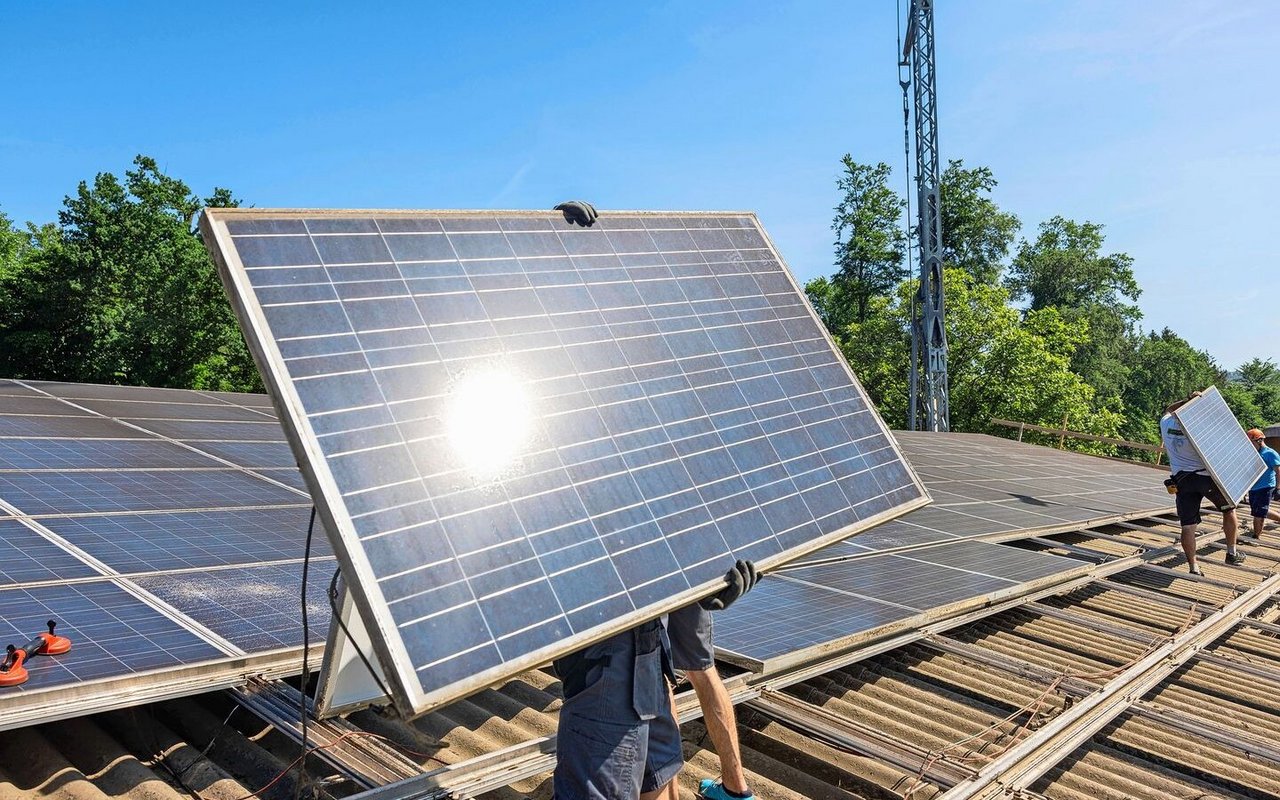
(3, 1, 1275, 370)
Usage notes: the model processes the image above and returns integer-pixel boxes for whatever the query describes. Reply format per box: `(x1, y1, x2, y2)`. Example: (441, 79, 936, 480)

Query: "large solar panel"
(1172, 386, 1266, 503)
(0, 379, 331, 729)
(715, 538, 1087, 672)
(795, 431, 1172, 564)
(201, 208, 929, 716)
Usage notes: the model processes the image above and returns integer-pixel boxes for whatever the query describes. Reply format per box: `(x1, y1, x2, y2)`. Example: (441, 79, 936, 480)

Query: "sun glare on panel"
(444, 366, 533, 479)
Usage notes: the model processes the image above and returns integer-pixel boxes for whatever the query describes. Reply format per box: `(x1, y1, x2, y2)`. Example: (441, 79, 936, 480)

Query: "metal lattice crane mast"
(902, 0, 950, 432)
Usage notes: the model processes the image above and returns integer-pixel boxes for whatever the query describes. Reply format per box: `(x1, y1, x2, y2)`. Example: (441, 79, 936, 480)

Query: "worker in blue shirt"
(1246, 428, 1280, 538)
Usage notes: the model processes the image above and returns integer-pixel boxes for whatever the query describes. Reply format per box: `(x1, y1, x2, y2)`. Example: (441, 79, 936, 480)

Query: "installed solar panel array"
(715, 538, 1086, 672)
(201, 208, 929, 715)
(716, 430, 1171, 670)
(795, 431, 1172, 563)
(1173, 386, 1266, 503)
(0, 379, 327, 729)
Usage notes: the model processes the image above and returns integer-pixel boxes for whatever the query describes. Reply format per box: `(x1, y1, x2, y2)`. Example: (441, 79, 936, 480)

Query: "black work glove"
(554, 200, 598, 227)
(1273, 487, 1279, 502)
(700, 559, 760, 611)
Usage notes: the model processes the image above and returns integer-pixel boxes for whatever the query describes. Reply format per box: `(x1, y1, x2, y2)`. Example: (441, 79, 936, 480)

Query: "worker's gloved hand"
(554, 200, 598, 227)
(700, 559, 760, 611)
(1273, 487, 1279, 502)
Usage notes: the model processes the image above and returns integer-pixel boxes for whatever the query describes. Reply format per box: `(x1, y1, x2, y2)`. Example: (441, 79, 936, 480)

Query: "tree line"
(0, 156, 260, 392)
(0, 155, 1275, 453)
(807, 156, 1280, 452)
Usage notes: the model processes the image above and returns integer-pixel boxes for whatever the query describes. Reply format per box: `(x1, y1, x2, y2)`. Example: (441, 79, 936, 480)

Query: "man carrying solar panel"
(1160, 395, 1244, 574)
(551, 560, 759, 800)
(667, 567, 760, 800)
(1245, 428, 1280, 537)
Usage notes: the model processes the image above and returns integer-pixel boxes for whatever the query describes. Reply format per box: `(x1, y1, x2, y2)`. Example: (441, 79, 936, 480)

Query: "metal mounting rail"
(933, 571, 1280, 799)
(229, 678, 423, 789)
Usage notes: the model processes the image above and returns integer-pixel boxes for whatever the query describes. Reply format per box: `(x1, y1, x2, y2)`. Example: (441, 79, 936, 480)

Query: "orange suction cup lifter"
(39, 620, 72, 655)
(0, 644, 29, 687)
(0, 620, 73, 688)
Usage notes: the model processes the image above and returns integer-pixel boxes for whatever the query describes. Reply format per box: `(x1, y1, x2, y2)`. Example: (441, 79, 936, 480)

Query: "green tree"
(1235, 358, 1280, 426)
(939, 160, 1020, 286)
(1006, 216, 1141, 403)
(0, 156, 260, 391)
(0, 210, 27, 280)
(1006, 216, 1141, 311)
(1118, 328, 1219, 444)
(830, 157, 906, 325)
(834, 267, 1121, 445)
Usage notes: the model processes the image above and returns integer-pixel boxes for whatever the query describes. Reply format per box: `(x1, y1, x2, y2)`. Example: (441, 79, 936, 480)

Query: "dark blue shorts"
(667, 604, 715, 672)
(552, 621, 682, 799)
(1249, 487, 1274, 519)
(1173, 471, 1232, 526)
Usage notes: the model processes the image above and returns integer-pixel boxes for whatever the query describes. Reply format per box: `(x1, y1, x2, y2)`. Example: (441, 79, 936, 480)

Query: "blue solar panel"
(1173, 386, 1267, 503)
(716, 539, 1084, 671)
(134, 562, 334, 651)
(0, 381, 319, 722)
(202, 208, 929, 716)
(795, 431, 1173, 564)
(41, 508, 324, 573)
(0, 470, 303, 515)
(0, 519, 101, 584)
(0, 582, 226, 691)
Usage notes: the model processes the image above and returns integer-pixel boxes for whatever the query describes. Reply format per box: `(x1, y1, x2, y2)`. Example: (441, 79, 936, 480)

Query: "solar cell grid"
(784, 556, 1013, 610)
(125, 419, 287, 441)
(186, 441, 298, 468)
(75, 399, 276, 422)
(0, 438, 227, 471)
(0, 379, 325, 726)
(24, 382, 214, 403)
(0, 396, 94, 416)
(717, 537, 1084, 670)
(41, 508, 324, 573)
(712, 576, 916, 668)
(0, 518, 101, 584)
(902, 539, 1085, 583)
(1173, 386, 1266, 503)
(0, 582, 225, 691)
(0, 470, 304, 516)
(134, 562, 334, 651)
(0, 381, 46, 397)
(0, 415, 140, 439)
(792, 431, 1171, 566)
(203, 208, 928, 715)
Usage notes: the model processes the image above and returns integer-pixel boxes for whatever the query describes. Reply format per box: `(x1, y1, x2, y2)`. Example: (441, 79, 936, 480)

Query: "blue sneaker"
(699, 779, 755, 800)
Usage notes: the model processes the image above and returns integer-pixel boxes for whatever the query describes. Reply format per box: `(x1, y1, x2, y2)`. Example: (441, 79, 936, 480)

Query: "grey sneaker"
(1226, 551, 1247, 566)
(1189, 565, 1204, 576)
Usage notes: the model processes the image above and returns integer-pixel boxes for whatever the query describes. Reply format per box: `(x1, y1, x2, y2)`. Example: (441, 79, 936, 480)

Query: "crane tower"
(903, 0, 950, 432)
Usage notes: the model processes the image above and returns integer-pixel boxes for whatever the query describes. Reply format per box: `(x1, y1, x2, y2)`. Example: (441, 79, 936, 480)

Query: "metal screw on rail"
(0, 620, 73, 687)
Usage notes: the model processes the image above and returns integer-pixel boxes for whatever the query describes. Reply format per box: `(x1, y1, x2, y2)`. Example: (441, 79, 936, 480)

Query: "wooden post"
(1058, 414, 1069, 450)
(1017, 421, 1025, 442)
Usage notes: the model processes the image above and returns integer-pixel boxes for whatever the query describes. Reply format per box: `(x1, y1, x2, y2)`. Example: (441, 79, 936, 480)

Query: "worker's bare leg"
(687, 667, 749, 795)
(640, 781, 679, 800)
(1224, 509, 1239, 551)
(1181, 523, 1199, 571)
(1255, 515, 1267, 537)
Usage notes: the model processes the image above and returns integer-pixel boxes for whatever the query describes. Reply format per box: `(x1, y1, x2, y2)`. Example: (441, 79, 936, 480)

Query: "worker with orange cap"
(1245, 428, 1280, 537)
